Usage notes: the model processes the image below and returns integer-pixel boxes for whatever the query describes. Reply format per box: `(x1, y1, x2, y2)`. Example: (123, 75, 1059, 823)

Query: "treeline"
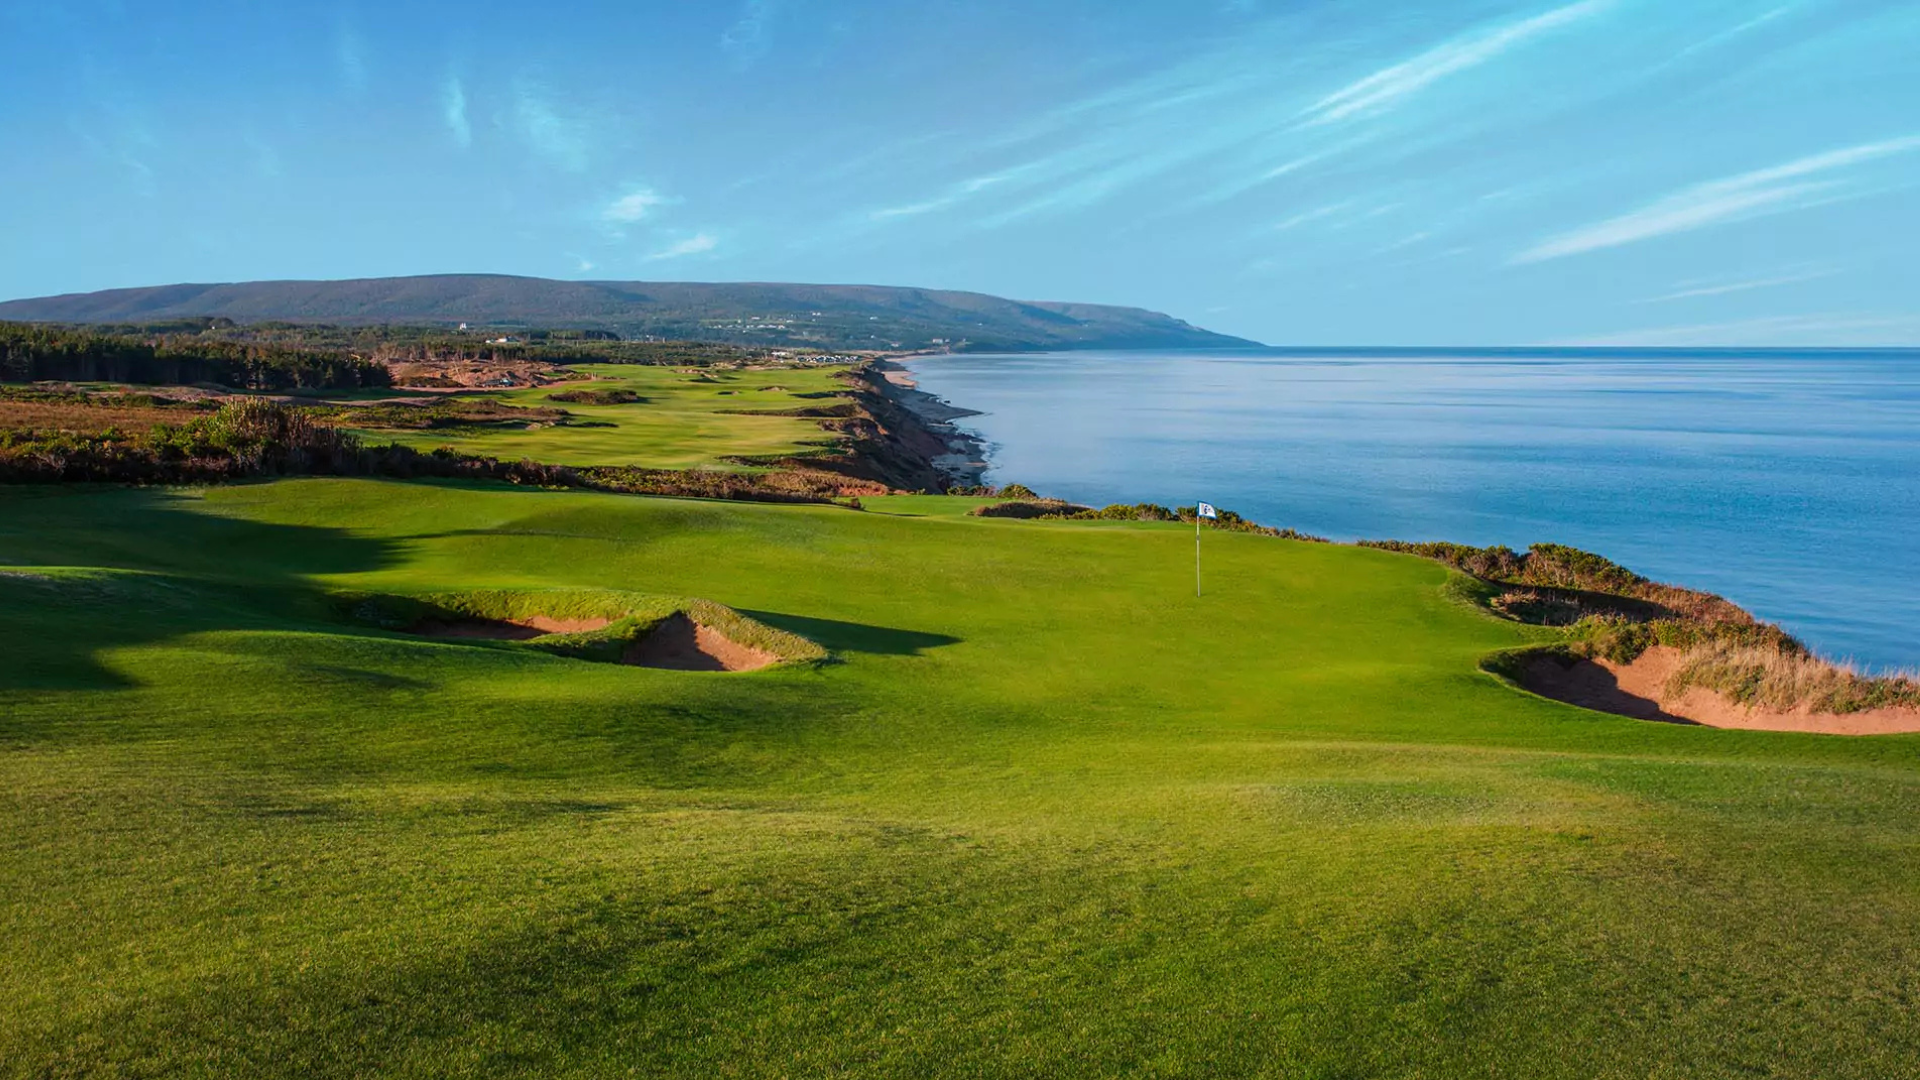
(109, 322, 776, 367)
(0, 324, 390, 390)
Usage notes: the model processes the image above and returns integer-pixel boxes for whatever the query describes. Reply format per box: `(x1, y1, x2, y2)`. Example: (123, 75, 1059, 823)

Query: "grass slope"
(346, 364, 854, 469)
(3, 481, 1920, 1078)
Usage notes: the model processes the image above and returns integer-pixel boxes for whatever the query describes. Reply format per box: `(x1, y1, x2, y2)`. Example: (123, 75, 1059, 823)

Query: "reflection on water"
(906, 349, 1920, 672)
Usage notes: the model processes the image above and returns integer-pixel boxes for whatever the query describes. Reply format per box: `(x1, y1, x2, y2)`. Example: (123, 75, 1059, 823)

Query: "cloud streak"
(721, 0, 776, 68)
(869, 173, 1015, 222)
(443, 77, 471, 148)
(1302, 0, 1611, 125)
(1642, 268, 1835, 303)
(1566, 313, 1918, 347)
(604, 188, 666, 224)
(336, 26, 368, 93)
(1517, 135, 1920, 262)
(512, 80, 592, 172)
(647, 233, 718, 260)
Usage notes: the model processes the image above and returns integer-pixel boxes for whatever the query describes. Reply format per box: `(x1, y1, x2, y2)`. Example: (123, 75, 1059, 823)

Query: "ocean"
(903, 348, 1920, 673)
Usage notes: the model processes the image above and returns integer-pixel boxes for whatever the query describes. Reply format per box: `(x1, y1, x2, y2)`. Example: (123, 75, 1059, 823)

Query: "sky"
(2, 0, 1917, 346)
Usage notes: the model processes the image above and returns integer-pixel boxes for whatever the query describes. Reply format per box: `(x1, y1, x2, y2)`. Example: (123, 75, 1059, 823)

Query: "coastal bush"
(970, 498, 1093, 519)
(1511, 612, 1920, 715)
(318, 398, 572, 430)
(547, 388, 645, 405)
(1364, 539, 1750, 625)
(1666, 640, 1920, 713)
(945, 483, 1037, 498)
(1086, 502, 1181, 521)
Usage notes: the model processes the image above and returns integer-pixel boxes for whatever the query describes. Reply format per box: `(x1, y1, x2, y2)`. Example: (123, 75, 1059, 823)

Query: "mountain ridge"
(0, 274, 1260, 352)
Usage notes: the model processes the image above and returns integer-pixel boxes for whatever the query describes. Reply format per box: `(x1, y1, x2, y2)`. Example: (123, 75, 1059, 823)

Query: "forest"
(0, 323, 390, 390)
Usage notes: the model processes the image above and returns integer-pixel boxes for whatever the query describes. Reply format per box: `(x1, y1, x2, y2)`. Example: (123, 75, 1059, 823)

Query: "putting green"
(3, 480, 1918, 1078)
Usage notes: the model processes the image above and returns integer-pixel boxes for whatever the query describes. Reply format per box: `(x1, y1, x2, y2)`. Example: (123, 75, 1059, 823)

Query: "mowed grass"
(348, 364, 855, 468)
(3, 480, 1920, 1078)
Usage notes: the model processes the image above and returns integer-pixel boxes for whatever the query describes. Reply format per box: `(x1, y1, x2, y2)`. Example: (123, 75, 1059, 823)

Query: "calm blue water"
(905, 349, 1920, 673)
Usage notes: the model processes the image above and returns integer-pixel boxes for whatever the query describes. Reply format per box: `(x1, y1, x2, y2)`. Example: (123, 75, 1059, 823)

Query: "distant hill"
(0, 275, 1259, 352)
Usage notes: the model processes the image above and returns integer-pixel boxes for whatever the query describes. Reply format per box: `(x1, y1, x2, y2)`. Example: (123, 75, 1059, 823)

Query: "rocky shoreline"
(856, 359, 990, 489)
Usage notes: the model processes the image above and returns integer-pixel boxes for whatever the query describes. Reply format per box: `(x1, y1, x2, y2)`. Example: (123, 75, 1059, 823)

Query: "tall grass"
(1385, 541, 1916, 716)
(1666, 640, 1920, 713)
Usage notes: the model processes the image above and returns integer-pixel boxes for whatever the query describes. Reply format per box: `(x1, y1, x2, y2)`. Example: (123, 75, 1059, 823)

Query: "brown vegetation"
(1416, 540, 1920, 729)
(1516, 647, 1920, 735)
(546, 388, 644, 405)
(317, 398, 572, 430)
(0, 395, 879, 502)
(970, 498, 1095, 519)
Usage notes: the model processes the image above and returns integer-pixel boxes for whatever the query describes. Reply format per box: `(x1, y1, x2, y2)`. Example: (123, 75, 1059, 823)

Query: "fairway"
(4, 479, 1919, 1078)
(346, 364, 857, 469)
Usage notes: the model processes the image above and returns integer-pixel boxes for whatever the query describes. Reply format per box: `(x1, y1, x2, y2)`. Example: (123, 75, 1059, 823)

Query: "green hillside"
(4, 480, 1919, 1077)
(0, 275, 1258, 352)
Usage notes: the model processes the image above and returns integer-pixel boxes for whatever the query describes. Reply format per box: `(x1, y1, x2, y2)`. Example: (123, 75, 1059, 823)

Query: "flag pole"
(1193, 502, 1217, 597)
(1195, 513, 1202, 598)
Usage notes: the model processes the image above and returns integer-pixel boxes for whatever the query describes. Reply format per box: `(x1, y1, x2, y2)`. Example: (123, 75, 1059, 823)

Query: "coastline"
(858, 358, 989, 489)
(862, 357, 1920, 734)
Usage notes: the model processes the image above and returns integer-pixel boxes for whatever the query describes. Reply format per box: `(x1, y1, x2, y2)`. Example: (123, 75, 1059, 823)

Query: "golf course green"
(348, 364, 858, 469)
(4, 477, 1919, 1077)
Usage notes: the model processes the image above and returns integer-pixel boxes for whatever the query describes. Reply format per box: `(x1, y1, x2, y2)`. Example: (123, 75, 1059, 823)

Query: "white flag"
(1196, 502, 1218, 519)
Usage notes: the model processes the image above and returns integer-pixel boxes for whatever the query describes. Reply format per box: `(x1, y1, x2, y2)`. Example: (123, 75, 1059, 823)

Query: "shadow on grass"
(739, 611, 960, 656)
(0, 486, 405, 692)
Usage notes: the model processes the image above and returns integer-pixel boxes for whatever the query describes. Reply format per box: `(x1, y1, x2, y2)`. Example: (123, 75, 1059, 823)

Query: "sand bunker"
(401, 605, 786, 672)
(1519, 647, 1920, 736)
(410, 615, 613, 641)
(622, 613, 779, 672)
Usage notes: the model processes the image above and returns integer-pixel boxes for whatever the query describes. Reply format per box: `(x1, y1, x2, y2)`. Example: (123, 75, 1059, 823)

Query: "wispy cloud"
(721, 0, 777, 69)
(869, 173, 1014, 221)
(336, 25, 368, 94)
(1517, 135, 1920, 262)
(443, 77, 471, 148)
(647, 233, 718, 260)
(512, 80, 592, 172)
(1641, 268, 1835, 303)
(1273, 202, 1353, 231)
(604, 188, 666, 224)
(1664, 4, 1795, 66)
(1302, 0, 1611, 125)
(857, 0, 1611, 232)
(1565, 313, 1919, 347)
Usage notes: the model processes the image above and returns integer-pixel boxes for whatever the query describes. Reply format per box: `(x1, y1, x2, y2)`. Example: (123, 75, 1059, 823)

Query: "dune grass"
(3, 480, 1920, 1077)
(343, 364, 855, 468)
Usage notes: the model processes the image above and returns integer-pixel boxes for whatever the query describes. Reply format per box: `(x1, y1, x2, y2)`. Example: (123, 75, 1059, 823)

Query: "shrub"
(547, 388, 644, 405)
(969, 499, 1092, 519)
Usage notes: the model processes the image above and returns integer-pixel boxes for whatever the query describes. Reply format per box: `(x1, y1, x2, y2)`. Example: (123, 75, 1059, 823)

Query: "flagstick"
(1195, 514, 1202, 598)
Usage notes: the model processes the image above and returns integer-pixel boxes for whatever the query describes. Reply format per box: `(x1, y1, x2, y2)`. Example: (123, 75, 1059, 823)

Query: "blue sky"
(2, 0, 1916, 345)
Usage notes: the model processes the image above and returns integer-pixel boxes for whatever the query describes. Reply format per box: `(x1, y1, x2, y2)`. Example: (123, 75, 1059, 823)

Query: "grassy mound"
(347, 587, 827, 669)
(3, 481, 1920, 1077)
(1388, 540, 1915, 717)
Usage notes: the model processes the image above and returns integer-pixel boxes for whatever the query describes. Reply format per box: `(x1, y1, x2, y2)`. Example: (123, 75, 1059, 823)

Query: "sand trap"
(410, 615, 613, 641)
(1519, 647, 1920, 735)
(622, 613, 779, 672)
